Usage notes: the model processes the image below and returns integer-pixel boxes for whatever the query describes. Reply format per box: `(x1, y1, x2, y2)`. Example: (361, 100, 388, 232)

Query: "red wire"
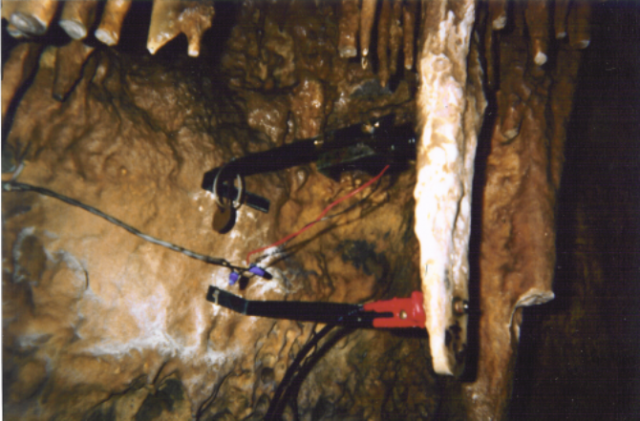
(246, 165, 390, 264)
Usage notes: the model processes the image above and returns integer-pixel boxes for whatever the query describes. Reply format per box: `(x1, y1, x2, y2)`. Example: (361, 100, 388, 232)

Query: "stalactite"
(489, 0, 508, 30)
(337, 0, 359, 58)
(1, 0, 22, 37)
(388, 0, 403, 76)
(180, 2, 216, 58)
(59, 0, 98, 40)
(414, 0, 482, 376)
(402, 0, 418, 70)
(147, 0, 215, 57)
(554, 0, 570, 39)
(52, 41, 95, 102)
(8, 0, 58, 36)
(147, 0, 181, 55)
(359, 0, 376, 69)
(525, 1, 550, 66)
(377, 0, 392, 87)
(568, 1, 591, 49)
(94, 0, 132, 46)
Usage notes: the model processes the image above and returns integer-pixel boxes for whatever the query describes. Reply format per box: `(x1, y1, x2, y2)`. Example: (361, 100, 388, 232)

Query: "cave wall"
(0, 38, 433, 421)
(2, 1, 637, 420)
(509, 3, 640, 419)
(1, 3, 433, 420)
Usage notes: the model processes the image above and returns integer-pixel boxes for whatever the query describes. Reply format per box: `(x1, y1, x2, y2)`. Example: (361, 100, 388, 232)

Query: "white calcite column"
(414, 0, 486, 375)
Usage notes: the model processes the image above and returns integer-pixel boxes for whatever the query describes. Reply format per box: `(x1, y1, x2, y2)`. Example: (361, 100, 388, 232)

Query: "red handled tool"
(206, 286, 425, 329)
(362, 291, 426, 328)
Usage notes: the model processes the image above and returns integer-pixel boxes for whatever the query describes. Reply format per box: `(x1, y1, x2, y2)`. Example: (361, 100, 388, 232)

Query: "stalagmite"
(525, 1, 550, 66)
(8, 0, 58, 36)
(489, 0, 508, 30)
(568, 1, 591, 49)
(359, 0, 376, 69)
(337, 0, 359, 58)
(59, 0, 98, 40)
(1, 43, 41, 122)
(95, 0, 132, 46)
(402, 1, 418, 70)
(459, 3, 587, 419)
(414, 0, 483, 376)
(388, 0, 403, 76)
(377, 0, 391, 87)
(147, 0, 215, 57)
(554, 0, 570, 39)
(52, 41, 95, 102)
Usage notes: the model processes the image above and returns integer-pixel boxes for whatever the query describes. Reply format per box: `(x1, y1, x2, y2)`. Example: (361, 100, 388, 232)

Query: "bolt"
(453, 298, 469, 315)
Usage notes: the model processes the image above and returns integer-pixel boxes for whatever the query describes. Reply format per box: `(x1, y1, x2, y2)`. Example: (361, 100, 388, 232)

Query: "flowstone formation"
(4, 1, 632, 420)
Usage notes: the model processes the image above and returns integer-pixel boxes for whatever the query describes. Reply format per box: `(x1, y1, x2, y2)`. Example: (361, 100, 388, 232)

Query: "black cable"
(265, 324, 336, 420)
(265, 325, 357, 420)
(2, 180, 252, 273)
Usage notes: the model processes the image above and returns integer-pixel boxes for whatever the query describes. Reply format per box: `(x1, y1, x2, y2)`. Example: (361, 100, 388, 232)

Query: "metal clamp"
(213, 161, 244, 210)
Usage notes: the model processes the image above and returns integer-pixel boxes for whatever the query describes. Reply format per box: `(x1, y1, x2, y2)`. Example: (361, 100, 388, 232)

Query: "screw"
(453, 298, 469, 315)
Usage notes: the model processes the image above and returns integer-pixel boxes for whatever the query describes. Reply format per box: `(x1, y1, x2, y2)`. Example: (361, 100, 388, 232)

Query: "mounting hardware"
(452, 297, 469, 316)
(212, 161, 244, 234)
(213, 161, 244, 210)
(207, 286, 426, 329)
(201, 114, 416, 204)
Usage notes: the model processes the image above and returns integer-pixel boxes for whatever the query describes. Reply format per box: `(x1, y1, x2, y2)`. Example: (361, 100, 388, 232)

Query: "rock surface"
(2, 4, 431, 420)
(3, 1, 637, 420)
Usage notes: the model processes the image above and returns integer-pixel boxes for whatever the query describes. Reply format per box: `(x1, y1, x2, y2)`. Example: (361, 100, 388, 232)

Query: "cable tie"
(248, 264, 267, 277)
(228, 271, 240, 285)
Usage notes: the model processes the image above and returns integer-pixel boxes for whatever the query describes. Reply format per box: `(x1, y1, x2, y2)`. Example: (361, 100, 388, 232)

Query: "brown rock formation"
(2, 4, 425, 419)
(460, 4, 582, 417)
(3, 1, 637, 420)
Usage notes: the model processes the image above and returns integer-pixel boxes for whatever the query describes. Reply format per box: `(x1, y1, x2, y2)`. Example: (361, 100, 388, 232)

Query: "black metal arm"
(201, 116, 417, 188)
(206, 286, 390, 328)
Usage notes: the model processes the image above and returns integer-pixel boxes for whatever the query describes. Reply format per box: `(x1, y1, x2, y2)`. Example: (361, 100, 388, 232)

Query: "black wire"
(2, 180, 252, 273)
(3, 179, 369, 419)
(265, 324, 336, 420)
(265, 324, 357, 420)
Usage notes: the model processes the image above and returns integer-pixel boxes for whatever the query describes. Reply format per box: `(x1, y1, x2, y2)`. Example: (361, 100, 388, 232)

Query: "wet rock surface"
(2, 4, 431, 420)
(2, 1, 638, 420)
